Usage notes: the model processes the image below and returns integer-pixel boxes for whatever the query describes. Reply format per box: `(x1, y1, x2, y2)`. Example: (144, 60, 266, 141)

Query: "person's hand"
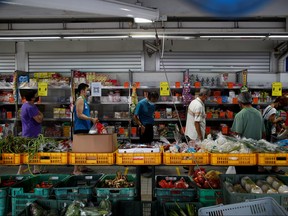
(91, 118, 99, 125)
(140, 125, 145, 135)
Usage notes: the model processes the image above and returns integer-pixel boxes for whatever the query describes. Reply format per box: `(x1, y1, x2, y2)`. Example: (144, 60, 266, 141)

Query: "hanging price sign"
(91, 82, 101, 97)
(38, 82, 48, 96)
(160, 82, 170, 96)
(272, 82, 282, 96)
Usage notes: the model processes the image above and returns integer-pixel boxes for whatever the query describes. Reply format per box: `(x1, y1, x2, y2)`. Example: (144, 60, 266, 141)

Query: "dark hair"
(148, 91, 159, 100)
(238, 92, 252, 105)
(274, 96, 288, 107)
(77, 83, 89, 93)
(20, 89, 37, 101)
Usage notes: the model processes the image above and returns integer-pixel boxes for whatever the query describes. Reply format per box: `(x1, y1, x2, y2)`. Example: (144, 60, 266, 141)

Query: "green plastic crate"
(154, 175, 196, 203)
(18, 199, 72, 216)
(11, 174, 70, 216)
(197, 187, 222, 207)
(163, 202, 202, 216)
(0, 175, 31, 216)
(96, 174, 136, 202)
(220, 174, 288, 211)
(53, 174, 103, 200)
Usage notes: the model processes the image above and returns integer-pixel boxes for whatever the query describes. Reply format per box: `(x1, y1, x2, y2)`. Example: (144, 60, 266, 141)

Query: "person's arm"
(76, 98, 98, 124)
(194, 121, 203, 141)
(133, 114, 145, 134)
(33, 111, 44, 123)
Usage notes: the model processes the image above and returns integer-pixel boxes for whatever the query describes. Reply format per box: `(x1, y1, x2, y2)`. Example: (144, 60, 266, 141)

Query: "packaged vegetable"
(241, 176, 263, 194)
(256, 180, 278, 194)
(266, 176, 288, 193)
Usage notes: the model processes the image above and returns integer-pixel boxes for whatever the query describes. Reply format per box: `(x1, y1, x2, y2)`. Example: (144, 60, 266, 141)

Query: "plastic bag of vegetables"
(241, 176, 263, 194)
(266, 176, 288, 193)
(256, 180, 278, 194)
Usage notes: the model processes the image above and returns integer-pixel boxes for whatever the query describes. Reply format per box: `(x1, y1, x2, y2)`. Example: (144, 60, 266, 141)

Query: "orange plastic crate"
(68, 152, 114, 165)
(257, 153, 288, 166)
(163, 152, 209, 165)
(116, 152, 161, 165)
(210, 153, 256, 166)
(0, 153, 22, 165)
(22, 152, 68, 165)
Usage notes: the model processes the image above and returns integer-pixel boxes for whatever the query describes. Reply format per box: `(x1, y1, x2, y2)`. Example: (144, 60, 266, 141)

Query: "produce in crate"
(167, 202, 197, 216)
(193, 169, 222, 189)
(241, 176, 263, 194)
(158, 177, 189, 189)
(266, 176, 288, 193)
(102, 171, 134, 188)
(256, 180, 278, 194)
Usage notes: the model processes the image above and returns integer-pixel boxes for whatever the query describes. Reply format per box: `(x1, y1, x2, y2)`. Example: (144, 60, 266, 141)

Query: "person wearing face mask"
(17, 90, 45, 175)
(185, 87, 211, 176)
(231, 92, 265, 174)
(133, 91, 159, 178)
(73, 83, 99, 175)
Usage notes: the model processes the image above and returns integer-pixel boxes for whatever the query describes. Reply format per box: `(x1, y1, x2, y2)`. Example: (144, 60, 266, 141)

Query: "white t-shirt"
(185, 97, 206, 140)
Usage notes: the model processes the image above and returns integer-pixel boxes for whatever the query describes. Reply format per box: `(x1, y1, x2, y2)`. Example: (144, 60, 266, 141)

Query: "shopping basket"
(198, 197, 288, 216)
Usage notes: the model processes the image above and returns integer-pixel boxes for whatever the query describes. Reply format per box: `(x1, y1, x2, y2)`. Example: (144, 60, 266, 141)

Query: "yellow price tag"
(38, 82, 48, 96)
(272, 82, 282, 96)
(160, 82, 170, 96)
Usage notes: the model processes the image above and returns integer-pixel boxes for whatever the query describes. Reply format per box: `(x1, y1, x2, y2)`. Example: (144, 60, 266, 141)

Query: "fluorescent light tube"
(269, 35, 288, 38)
(200, 35, 266, 38)
(131, 35, 156, 38)
(63, 36, 129, 39)
(0, 36, 61, 40)
(134, 18, 153, 23)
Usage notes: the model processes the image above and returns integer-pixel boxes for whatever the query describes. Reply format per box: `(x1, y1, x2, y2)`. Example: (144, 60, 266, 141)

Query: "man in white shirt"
(185, 87, 211, 176)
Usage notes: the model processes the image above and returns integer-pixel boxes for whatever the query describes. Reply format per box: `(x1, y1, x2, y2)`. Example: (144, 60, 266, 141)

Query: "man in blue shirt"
(134, 91, 159, 177)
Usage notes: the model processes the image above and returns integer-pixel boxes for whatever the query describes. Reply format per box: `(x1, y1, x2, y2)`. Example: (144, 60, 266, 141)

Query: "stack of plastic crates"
(53, 174, 103, 201)
(198, 197, 288, 216)
(10, 174, 70, 216)
(0, 175, 31, 216)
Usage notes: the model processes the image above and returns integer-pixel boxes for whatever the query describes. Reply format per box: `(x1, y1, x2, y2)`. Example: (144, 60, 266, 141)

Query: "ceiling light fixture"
(269, 35, 288, 38)
(63, 36, 129, 39)
(200, 35, 266, 38)
(134, 18, 153, 23)
(0, 36, 61, 40)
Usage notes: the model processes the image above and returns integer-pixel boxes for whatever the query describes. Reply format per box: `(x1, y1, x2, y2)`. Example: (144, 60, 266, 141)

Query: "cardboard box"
(73, 133, 117, 153)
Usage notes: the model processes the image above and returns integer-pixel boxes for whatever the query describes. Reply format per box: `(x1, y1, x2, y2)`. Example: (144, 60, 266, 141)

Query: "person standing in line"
(133, 91, 159, 178)
(17, 90, 45, 175)
(185, 87, 211, 176)
(73, 83, 98, 175)
(231, 92, 265, 174)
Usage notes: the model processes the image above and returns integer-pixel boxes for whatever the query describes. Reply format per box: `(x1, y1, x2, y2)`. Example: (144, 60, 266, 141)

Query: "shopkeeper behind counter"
(73, 83, 98, 175)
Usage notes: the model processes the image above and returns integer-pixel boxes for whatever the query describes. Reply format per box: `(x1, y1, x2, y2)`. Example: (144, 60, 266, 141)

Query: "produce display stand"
(163, 152, 209, 165)
(257, 153, 288, 166)
(210, 153, 257, 166)
(68, 152, 114, 165)
(22, 152, 68, 165)
(0, 153, 22, 165)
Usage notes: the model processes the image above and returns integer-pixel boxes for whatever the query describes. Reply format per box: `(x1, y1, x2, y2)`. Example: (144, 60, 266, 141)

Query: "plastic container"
(220, 174, 288, 211)
(210, 153, 257, 166)
(154, 176, 196, 203)
(53, 174, 103, 200)
(115, 152, 161, 165)
(257, 153, 288, 166)
(68, 152, 114, 165)
(96, 174, 136, 202)
(22, 152, 68, 165)
(198, 197, 288, 216)
(18, 199, 72, 216)
(0, 153, 22, 165)
(197, 186, 223, 207)
(11, 174, 70, 216)
(163, 152, 209, 165)
(0, 175, 31, 216)
(164, 202, 202, 216)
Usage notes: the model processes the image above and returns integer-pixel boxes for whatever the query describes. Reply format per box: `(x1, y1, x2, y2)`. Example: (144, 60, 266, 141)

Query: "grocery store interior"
(1, 0, 288, 216)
